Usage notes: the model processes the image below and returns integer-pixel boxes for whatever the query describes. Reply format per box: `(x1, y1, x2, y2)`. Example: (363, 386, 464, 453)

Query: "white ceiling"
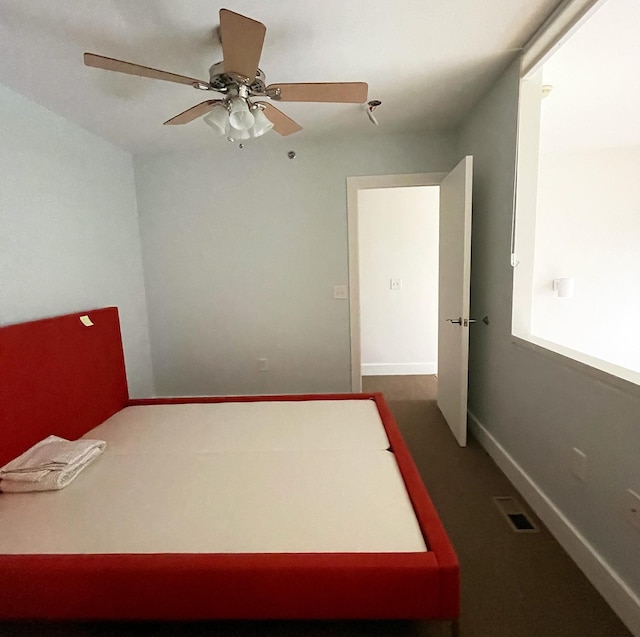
(0, 0, 562, 154)
(540, 0, 640, 153)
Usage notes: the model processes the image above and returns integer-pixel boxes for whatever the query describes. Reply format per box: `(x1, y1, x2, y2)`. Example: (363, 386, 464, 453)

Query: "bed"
(0, 307, 459, 630)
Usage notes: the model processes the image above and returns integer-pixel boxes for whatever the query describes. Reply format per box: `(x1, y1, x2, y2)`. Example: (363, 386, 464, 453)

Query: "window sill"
(511, 333, 640, 396)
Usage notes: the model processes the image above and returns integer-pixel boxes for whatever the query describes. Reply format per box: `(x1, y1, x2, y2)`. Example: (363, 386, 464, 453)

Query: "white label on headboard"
(79, 315, 94, 327)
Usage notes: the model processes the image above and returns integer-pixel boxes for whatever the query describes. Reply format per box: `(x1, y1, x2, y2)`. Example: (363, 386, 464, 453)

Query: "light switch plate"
(333, 285, 348, 299)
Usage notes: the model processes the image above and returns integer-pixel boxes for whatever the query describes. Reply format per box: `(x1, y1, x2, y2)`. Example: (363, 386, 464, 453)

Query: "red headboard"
(0, 307, 129, 466)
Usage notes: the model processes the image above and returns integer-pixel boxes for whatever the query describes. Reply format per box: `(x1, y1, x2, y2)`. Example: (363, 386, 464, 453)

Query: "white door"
(437, 156, 473, 447)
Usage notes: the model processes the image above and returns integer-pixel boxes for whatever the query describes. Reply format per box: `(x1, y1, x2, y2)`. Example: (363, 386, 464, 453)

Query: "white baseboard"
(468, 411, 640, 637)
(361, 362, 437, 376)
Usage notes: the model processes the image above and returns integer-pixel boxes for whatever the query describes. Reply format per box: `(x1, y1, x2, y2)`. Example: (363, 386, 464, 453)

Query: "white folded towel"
(0, 435, 106, 492)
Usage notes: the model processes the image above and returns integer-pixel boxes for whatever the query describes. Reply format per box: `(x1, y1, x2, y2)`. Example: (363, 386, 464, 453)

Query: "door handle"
(446, 317, 477, 326)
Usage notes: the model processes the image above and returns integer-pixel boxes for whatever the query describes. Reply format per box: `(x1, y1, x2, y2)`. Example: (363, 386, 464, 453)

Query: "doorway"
(347, 172, 446, 393)
(348, 158, 474, 447)
(356, 184, 440, 403)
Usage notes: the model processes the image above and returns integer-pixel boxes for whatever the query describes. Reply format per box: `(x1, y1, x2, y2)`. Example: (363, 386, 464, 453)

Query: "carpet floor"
(0, 376, 633, 637)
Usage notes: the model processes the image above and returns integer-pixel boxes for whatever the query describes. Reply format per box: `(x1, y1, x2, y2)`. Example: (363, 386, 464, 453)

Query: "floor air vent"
(493, 496, 539, 533)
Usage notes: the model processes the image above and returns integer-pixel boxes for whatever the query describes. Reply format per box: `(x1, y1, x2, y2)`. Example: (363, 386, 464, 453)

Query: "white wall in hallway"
(358, 186, 439, 376)
(531, 145, 640, 373)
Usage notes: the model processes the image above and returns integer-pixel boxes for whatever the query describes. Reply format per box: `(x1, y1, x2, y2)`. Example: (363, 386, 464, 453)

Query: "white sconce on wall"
(552, 277, 575, 298)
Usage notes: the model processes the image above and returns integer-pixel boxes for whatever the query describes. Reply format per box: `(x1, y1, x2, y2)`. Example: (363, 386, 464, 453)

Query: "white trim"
(511, 69, 543, 338)
(361, 363, 437, 376)
(521, 0, 608, 77)
(346, 172, 446, 393)
(468, 411, 640, 637)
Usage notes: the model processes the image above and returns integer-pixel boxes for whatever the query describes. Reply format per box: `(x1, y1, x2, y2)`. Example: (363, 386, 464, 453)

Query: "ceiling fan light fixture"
(227, 121, 251, 140)
(84, 9, 368, 141)
(251, 105, 274, 137)
(203, 104, 229, 134)
(228, 97, 255, 131)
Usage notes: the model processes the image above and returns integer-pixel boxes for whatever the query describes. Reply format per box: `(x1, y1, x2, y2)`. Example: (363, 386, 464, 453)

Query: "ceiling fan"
(84, 8, 369, 140)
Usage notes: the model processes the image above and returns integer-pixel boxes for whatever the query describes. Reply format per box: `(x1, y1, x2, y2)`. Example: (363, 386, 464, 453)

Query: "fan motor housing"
(208, 61, 266, 94)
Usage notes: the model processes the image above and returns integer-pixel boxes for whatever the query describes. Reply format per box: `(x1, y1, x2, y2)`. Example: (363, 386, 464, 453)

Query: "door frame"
(347, 172, 447, 392)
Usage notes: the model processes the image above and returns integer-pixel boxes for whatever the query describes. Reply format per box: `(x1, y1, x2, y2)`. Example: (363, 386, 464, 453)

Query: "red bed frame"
(0, 307, 459, 625)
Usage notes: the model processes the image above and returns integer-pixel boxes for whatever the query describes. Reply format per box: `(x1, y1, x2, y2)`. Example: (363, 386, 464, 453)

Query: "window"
(512, 0, 640, 386)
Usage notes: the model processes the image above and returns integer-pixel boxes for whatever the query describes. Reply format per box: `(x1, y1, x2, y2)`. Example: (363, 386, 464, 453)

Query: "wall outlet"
(571, 447, 587, 481)
(626, 489, 640, 533)
(258, 358, 268, 372)
(390, 278, 402, 291)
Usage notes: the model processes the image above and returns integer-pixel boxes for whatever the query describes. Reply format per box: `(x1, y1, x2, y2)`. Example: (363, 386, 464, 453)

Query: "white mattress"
(0, 400, 427, 554)
(0, 450, 427, 554)
(84, 400, 390, 452)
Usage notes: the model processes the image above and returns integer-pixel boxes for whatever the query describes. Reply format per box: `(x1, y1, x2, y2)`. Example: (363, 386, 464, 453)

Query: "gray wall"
(134, 131, 457, 396)
(457, 61, 640, 613)
(0, 82, 154, 397)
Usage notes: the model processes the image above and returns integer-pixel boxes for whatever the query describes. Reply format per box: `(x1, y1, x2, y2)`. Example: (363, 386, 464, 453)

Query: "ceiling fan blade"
(267, 82, 368, 103)
(163, 100, 222, 125)
(84, 53, 208, 87)
(258, 102, 302, 136)
(219, 9, 266, 81)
